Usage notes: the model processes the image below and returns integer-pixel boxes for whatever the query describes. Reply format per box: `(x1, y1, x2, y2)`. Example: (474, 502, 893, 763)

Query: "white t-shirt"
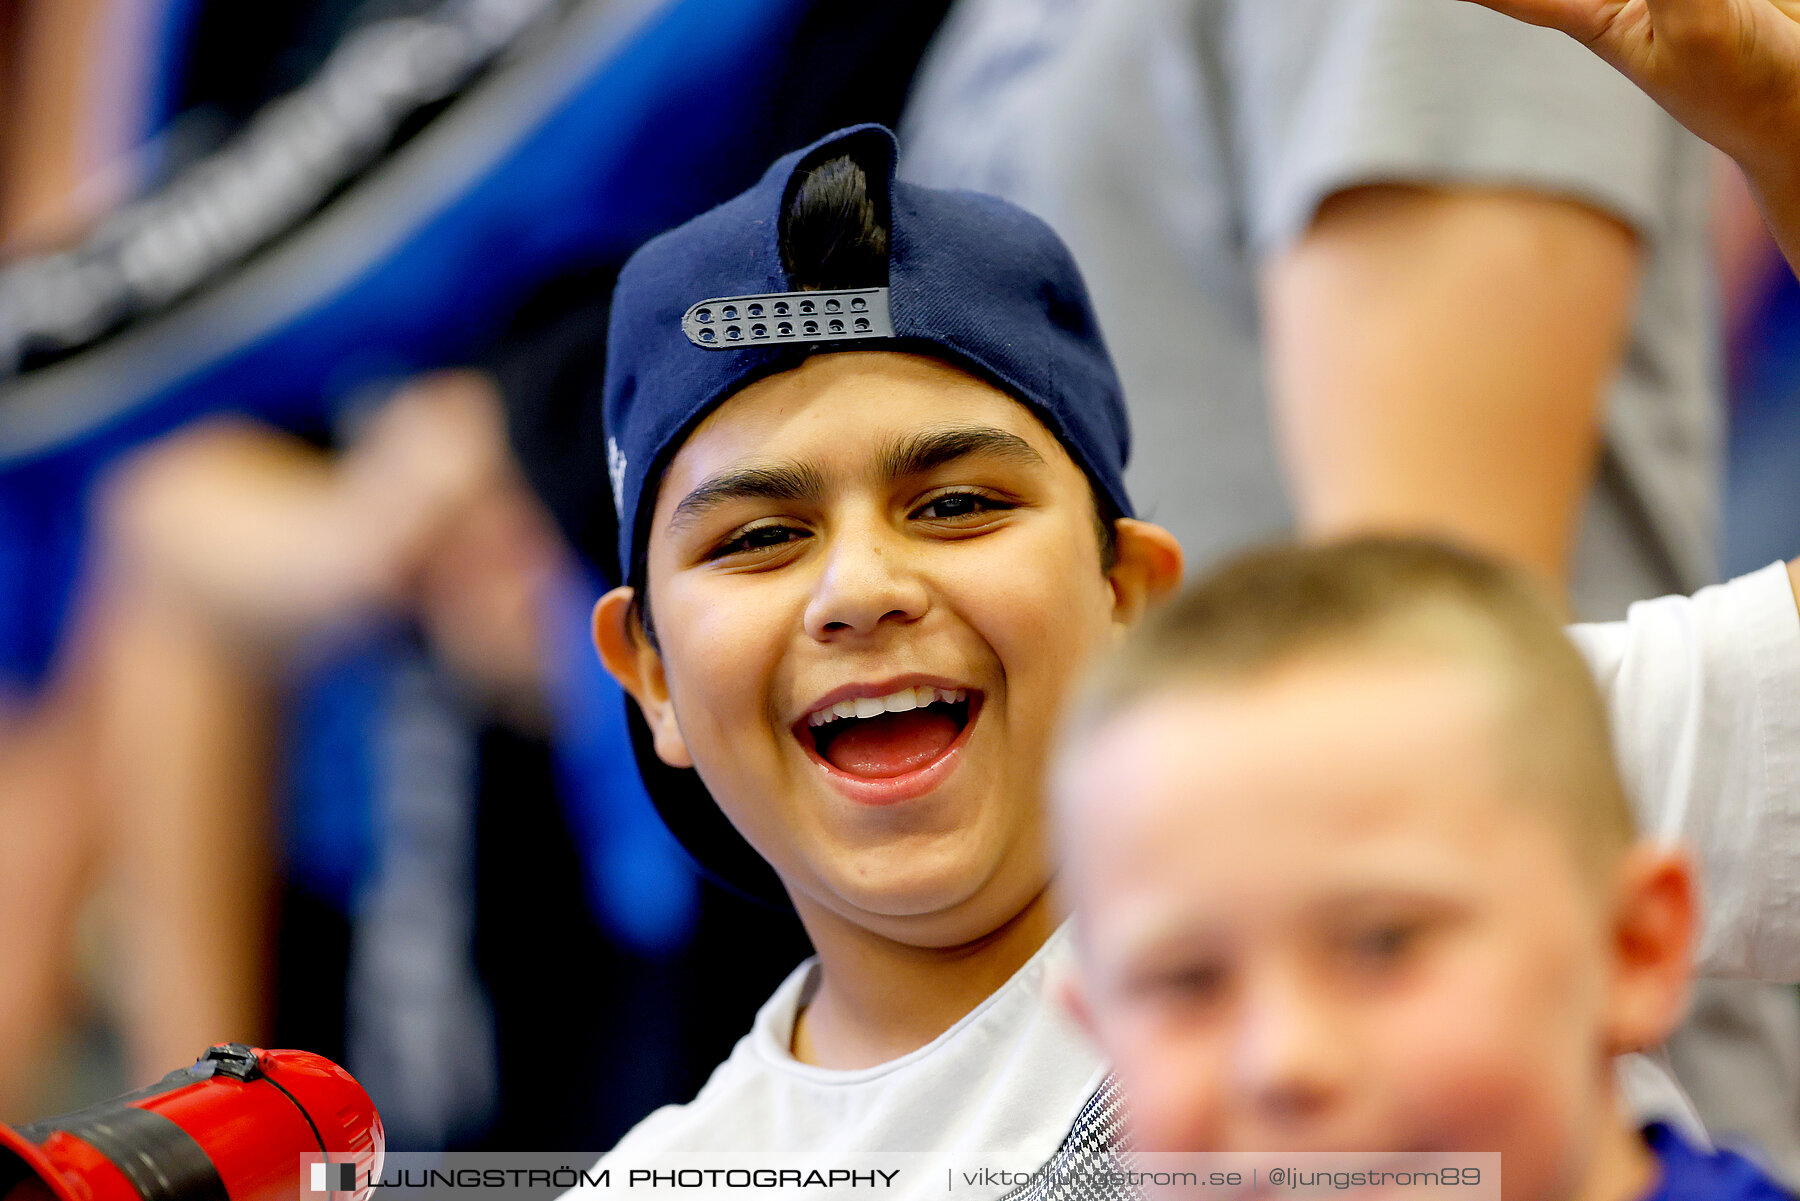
(604, 923, 1104, 1161)
(587, 562, 1800, 1170)
(1572, 562, 1800, 980)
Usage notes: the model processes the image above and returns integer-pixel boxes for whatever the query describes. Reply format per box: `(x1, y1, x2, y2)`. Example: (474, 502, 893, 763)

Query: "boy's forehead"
(1064, 661, 1529, 877)
(658, 352, 1082, 503)
(1078, 656, 1505, 785)
(1064, 668, 1596, 952)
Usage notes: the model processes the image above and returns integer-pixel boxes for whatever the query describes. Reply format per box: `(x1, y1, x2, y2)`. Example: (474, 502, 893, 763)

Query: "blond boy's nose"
(1229, 968, 1349, 1128)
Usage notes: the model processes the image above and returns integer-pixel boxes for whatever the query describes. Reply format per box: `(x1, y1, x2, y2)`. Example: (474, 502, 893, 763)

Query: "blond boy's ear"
(593, 586, 693, 769)
(1602, 845, 1698, 1056)
(1053, 958, 1101, 1046)
(1108, 519, 1184, 628)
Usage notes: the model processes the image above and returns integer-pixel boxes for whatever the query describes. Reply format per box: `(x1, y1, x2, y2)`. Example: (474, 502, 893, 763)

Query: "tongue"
(820, 710, 962, 778)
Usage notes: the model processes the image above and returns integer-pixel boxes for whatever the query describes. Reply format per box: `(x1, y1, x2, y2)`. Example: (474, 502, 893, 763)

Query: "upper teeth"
(807, 687, 968, 727)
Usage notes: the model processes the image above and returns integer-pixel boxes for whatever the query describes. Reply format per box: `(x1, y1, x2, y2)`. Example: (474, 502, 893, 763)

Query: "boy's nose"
(1228, 965, 1350, 1131)
(803, 521, 930, 640)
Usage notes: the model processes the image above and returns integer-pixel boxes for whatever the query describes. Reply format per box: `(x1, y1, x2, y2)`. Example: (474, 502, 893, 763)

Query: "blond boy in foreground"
(1056, 539, 1792, 1201)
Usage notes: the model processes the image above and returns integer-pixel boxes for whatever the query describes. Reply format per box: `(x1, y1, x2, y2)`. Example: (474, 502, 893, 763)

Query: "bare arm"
(1457, 0, 1800, 275)
(1262, 184, 1641, 591)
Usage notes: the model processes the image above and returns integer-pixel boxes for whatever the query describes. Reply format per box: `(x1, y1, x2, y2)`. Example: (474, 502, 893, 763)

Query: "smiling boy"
(608, 350, 1176, 1069)
(589, 125, 1181, 1165)
(1056, 539, 1793, 1200)
(577, 124, 1800, 1181)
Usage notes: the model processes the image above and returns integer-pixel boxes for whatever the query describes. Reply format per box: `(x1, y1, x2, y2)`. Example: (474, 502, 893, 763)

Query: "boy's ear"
(1108, 519, 1184, 627)
(1602, 844, 1698, 1056)
(593, 586, 693, 769)
(1053, 958, 1101, 1047)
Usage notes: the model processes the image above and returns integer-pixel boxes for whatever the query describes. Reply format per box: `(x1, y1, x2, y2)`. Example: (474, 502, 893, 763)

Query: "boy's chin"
(796, 853, 1050, 945)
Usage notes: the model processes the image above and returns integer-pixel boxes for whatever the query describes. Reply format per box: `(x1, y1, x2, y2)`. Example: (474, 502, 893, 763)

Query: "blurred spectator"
(85, 373, 545, 1079)
(2, 375, 560, 1101)
(0, 0, 956, 1152)
(0, 0, 585, 1128)
(78, 374, 713, 1148)
(900, 0, 1800, 1178)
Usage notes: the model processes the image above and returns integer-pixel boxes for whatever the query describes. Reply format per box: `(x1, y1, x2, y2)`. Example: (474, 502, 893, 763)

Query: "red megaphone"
(0, 1044, 383, 1201)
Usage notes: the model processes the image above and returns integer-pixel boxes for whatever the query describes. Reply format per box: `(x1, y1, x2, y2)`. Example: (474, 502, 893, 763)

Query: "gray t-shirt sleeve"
(1225, 0, 1678, 255)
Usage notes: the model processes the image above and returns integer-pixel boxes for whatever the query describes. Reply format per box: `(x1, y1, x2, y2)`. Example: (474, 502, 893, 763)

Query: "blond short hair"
(1071, 536, 1636, 873)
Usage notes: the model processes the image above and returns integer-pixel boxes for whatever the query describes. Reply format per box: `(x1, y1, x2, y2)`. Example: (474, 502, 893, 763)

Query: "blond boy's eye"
(1136, 962, 1228, 1003)
(1345, 924, 1418, 965)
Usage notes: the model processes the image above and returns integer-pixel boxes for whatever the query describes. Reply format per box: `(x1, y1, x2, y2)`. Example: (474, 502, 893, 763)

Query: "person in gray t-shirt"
(901, 0, 1800, 1178)
(902, 0, 1715, 619)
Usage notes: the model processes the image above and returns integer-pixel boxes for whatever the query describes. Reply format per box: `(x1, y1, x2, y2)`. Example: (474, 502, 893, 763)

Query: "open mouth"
(796, 685, 979, 782)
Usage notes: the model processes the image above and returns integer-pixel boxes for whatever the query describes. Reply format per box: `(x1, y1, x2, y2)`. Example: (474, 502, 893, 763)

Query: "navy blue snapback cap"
(602, 123, 1134, 905)
(603, 122, 1133, 577)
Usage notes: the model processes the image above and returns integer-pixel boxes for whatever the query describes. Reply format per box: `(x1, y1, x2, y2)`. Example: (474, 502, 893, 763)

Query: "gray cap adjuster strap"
(682, 287, 893, 349)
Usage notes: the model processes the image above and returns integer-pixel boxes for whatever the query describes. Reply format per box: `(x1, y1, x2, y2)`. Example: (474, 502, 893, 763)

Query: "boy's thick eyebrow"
(669, 462, 829, 531)
(879, 426, 1045, 479)
(668, 426, 1045, 532)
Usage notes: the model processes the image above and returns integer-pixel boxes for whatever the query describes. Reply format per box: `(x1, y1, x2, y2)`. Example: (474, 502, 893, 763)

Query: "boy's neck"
(788, 885, 1064, 1070)
(1570, 1095, 1660, 1201)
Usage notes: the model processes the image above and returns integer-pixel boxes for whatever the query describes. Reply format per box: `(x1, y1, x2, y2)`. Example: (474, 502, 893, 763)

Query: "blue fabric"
(1724, 263, 1800, 575)
(541, 569, 699, 955)
(281, 588, 700, 951)
(282, 639, 388, 912)
(0, 457, 87, 692)
(1643, 1122, 1796, 1201)
(602, 122, 1133, 577)
(145, 0, 203, 142)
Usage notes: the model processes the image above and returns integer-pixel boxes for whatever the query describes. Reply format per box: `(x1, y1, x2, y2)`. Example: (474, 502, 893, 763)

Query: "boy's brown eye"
(913, 490, 1013, 522)
(709, 523, 808, 559)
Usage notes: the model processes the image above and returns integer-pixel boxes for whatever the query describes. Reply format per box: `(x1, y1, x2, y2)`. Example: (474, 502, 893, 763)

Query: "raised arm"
(1457, 0, 1800, 274)
(1263, 183, 1640, 592)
